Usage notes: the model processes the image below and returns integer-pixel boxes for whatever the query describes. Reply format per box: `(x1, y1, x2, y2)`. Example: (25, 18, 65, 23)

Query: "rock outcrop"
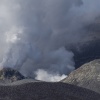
(62, 59, 100, 94)
(0, 68, 25, 83)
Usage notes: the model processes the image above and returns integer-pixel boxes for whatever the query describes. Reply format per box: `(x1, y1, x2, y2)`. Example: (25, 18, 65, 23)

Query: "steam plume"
(0, 0, 100, 81)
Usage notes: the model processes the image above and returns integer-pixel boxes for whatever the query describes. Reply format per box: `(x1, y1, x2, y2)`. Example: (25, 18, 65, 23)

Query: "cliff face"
(62, 59, 100, 94)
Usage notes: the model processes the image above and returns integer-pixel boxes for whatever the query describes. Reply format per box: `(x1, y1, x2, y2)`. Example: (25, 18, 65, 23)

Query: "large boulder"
(62, 59, 100, 93)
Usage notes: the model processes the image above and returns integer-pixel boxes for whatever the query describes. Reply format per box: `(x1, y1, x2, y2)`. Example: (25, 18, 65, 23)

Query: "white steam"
(35, 69, 67, 82)
(0, 0, 100, 81)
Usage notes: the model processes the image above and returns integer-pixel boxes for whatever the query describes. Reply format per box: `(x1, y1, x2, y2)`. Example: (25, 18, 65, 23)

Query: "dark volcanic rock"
(0, 68, 25, 83)
(62, 59, 100, 93)
(0, 82, 99, 100)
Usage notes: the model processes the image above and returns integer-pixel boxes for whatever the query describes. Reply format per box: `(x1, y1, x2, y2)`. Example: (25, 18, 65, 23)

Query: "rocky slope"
(0, 82, 99, 100)
(0, 67, 99, 100)
(62, 59, 100, 94)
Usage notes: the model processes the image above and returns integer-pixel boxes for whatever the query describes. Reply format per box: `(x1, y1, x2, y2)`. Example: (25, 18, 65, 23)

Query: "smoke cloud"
(0, 0, 100, 81)
(35, 69, 67, 82)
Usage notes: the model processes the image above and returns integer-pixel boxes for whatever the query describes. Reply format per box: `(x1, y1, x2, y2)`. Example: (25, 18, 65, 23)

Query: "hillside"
(62, 59, 100, 94)
(0, 67, 99, 100)
(0, 81, 99, 100)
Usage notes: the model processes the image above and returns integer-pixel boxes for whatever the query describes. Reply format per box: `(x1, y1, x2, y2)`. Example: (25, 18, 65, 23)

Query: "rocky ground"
(0, 81, 99, 100)
(62, 59, 100, 94)
(0, 65, 99, 100)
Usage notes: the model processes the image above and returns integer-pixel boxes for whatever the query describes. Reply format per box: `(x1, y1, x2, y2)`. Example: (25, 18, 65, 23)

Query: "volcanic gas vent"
(0, 68, 25, 82)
